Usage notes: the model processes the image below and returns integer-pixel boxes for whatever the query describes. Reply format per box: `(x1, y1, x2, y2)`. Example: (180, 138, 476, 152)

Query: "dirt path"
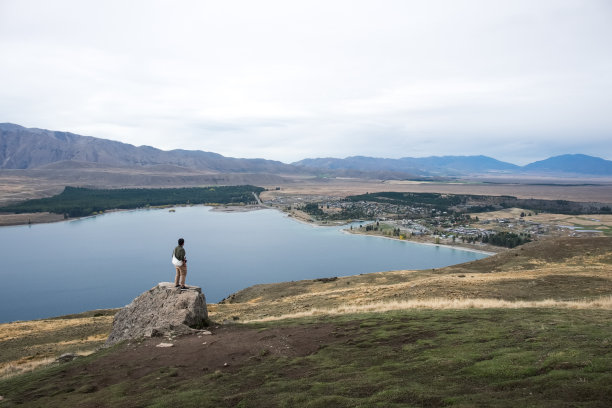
(54, 323, 343, 394)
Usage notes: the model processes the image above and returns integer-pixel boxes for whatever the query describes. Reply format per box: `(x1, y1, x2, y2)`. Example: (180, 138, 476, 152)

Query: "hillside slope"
(523, 154, 612, 175)
(211, 236, 612, 322)
(0, 123, 298, 174)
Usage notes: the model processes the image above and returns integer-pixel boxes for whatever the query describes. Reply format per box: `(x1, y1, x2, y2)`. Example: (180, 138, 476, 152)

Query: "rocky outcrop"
(105, 283, 208, 346)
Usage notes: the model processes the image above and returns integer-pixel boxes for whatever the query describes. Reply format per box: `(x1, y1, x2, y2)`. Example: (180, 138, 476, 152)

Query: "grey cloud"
(0, 0, 610, 163)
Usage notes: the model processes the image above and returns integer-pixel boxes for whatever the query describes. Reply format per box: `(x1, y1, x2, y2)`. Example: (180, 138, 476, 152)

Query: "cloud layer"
(1, 0, 611, 164)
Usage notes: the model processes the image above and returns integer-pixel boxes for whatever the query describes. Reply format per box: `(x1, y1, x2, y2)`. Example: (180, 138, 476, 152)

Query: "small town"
(262, 190, 609, 253)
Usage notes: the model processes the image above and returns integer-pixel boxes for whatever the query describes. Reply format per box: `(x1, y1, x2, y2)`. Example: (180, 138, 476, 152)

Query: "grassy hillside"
(0, 310, 116, 379)
(0, 309, 610, 407)
(211, 237, 612, 322)
(0, 236, 610, 407)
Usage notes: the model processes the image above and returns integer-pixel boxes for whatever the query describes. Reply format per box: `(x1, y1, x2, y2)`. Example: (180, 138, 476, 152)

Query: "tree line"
(301, 203, 368, 220)
(345, 192, 612, 215)
(481, 231, 532, 248)
(1, 186, 265, 217)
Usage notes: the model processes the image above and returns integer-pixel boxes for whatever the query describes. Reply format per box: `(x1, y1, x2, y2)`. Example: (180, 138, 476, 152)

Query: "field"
(0, 212, 64, 227)
(262, 177, 612, 203)
(473, 209, 612, 236)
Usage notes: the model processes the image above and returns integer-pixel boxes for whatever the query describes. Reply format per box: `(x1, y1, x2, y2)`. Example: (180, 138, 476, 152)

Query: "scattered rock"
(314, 277, 338, 283)
(105, 282, 209, 346)
(156, 343, 174, 348)
(76, 384, 97, 394)
(56, 353, 78, 363)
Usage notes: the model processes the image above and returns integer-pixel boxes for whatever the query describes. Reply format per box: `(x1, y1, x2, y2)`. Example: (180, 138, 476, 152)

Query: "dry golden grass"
(0, 317, 111, 342)
(475, 208, 612, 226)
(0, 311, 115, 380)
(0, 176, 64, 206)
(263, 178, 612, 202)
(0, 357, 56, 379)
(210, 237, 612, 323)
(243, 296, 612, 323)
(0, 212, 65, 226)
(471, 209, 612, 237)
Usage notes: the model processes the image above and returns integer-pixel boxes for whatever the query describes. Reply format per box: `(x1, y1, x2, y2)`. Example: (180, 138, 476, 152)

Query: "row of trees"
(458, 231, 531, 248)
(482, 231, 532, 248)
(302, 203, 325, 216)
(347, 191, 467, 210)
(1, 186, 265, 217)
(347, 192, 611, 215)
(301, 203, 368, 221)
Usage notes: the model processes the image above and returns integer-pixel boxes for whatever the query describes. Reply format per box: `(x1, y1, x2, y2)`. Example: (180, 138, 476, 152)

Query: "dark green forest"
(347, 192, 467, 209)
(482, 231, 532, 248)
(1, 186, 265, 217)
(302, 202, 368, 221)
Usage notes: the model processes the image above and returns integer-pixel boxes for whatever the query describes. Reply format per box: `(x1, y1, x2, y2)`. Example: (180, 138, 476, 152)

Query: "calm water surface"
(0, 206, 488, 322)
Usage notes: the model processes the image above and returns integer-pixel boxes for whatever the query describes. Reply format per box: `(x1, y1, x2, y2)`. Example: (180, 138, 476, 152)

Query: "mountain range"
(2, 123, 611, 177)
(293, 154, 612, 177)
(0, 123, 297, 174)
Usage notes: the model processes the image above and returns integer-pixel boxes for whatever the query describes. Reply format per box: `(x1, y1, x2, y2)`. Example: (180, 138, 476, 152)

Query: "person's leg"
(180, 265, 187, 287)
(174, 266, 181, 286)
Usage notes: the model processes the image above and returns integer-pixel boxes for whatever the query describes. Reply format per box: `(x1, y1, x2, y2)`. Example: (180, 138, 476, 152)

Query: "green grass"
(567, 222, 612, 236)
(1, 308, 611, 407)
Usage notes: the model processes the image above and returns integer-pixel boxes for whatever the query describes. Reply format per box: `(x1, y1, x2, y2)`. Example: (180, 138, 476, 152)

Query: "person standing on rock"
(172, 238, 187, 289)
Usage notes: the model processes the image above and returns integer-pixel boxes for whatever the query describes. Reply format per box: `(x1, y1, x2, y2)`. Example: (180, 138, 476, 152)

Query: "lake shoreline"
(0, 204, 491, 323)
(0, 204, 497, 255)
(342, 228, 498, 256)
(0, 204, 267, 227)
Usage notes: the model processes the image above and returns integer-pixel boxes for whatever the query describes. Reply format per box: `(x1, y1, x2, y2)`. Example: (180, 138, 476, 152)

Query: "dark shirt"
(173, 245, 186, 261)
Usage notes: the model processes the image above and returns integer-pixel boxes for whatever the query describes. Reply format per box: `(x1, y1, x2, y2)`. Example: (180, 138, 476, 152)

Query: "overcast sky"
(1, 0, 611, 164)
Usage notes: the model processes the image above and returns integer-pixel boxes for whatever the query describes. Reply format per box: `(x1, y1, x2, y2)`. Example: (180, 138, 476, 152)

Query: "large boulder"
(105, 282, 208, 346)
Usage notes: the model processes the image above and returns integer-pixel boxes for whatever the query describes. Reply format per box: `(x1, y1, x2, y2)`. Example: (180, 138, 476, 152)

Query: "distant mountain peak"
(522, 154, 612, 175)
(294, 153, 612, 176)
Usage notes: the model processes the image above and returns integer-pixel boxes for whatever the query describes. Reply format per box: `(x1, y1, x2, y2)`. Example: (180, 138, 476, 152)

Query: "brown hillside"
(210, 237, 612, 322)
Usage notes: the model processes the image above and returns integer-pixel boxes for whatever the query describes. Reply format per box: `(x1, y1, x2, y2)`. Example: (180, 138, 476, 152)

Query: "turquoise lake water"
(0, 206, 488, 323)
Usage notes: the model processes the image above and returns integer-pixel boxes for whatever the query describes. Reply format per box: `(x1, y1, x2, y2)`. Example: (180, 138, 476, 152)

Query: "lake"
(0, 206, 489, 323)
